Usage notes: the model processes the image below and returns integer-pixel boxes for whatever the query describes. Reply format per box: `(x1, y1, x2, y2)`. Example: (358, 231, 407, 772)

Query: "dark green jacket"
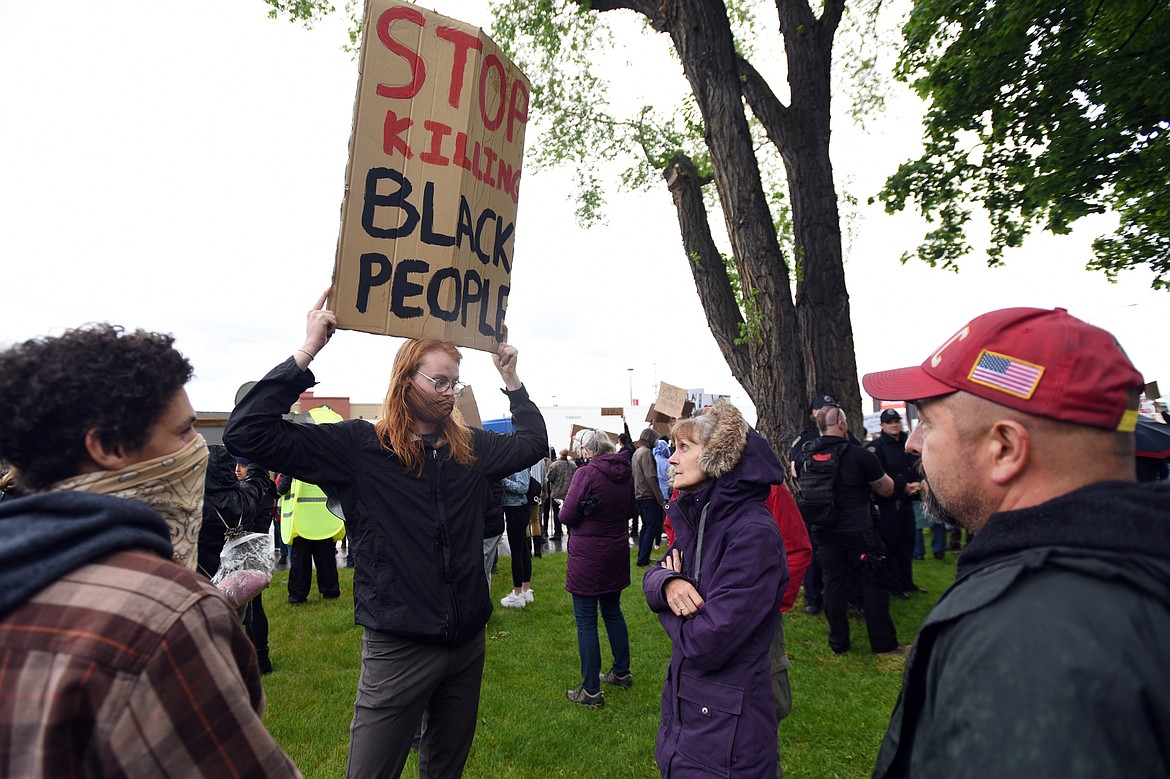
(874, 480, 1170, 778)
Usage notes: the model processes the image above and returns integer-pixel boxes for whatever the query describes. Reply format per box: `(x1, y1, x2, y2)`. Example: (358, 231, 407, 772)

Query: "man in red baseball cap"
(865, 307, 1170, 778)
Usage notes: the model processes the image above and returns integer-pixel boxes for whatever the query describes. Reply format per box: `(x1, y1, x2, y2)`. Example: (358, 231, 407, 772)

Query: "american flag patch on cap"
(968, 350, 1044, 399)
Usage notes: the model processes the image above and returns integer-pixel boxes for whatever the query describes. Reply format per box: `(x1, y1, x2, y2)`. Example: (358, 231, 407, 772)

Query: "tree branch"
(774, 0, 816, 38)
(820, 0, 846, 36)
(583, 0, 667, 32)
(1114, 0, 1159, 55)
(737, 55, 796, 166)
(663, 153, 752, 386)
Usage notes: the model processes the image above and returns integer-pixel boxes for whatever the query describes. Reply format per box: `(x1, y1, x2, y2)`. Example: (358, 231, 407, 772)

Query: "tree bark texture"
(663, 154, 752, 386)
(775, 0, 864, 435)
(659, 0, 809, 450)
(590, 0, 864, 444)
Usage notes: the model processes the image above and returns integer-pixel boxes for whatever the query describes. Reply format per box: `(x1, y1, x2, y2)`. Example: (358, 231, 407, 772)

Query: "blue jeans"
(636, 499, 665, 566)
(571, 592, 630, 694)
(915, 525, 948, 558)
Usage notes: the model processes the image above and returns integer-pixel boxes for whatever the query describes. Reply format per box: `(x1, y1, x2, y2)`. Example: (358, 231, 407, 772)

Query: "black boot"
(257, 650, 273, 675)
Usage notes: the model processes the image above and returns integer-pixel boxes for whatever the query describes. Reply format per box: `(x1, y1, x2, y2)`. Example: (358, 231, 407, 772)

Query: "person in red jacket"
(765, 484, 813, 610)
(763, 480, 811, 773)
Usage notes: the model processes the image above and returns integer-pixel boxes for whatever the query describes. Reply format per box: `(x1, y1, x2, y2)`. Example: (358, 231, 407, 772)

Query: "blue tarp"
(482, 417, 514, 434)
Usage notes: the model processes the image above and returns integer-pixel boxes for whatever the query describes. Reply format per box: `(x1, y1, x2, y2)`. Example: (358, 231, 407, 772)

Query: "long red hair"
(374, 339, 475, 475)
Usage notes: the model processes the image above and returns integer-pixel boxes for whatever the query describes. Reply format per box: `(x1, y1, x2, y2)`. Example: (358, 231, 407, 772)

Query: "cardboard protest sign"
(455, 385, 483, 429)
(646, 404, 695, 423)
(600, 407, 625, 417)
(331, 0, 530, 352)
(647, 420, 672, 436)
(654, 382, 689, 419)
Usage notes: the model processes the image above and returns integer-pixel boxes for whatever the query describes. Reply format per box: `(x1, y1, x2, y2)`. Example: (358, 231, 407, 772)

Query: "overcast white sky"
(2, 0, 1165, 426)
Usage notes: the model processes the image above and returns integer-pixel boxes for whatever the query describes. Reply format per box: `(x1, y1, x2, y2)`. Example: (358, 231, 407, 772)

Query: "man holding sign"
(225, 291, 547, 777)
(229, 3, 537, 771)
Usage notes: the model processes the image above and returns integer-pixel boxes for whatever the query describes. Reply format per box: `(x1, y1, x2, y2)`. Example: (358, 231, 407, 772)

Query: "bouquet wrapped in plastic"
(211, 531, 275, 609)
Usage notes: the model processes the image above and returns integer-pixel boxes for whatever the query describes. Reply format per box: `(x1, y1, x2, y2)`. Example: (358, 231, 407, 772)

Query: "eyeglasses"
(416, 370, 466, 395)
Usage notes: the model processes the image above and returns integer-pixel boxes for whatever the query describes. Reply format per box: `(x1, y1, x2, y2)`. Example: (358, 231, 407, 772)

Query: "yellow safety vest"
(279, 404, 347, 544)
(281, 478, 346, 544)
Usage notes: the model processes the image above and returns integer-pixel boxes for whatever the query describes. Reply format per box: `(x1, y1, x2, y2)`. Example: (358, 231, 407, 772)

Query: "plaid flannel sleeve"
(104, 592, 302, 778)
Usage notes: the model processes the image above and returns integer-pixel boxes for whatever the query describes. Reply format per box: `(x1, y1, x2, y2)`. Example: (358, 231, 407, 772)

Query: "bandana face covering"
(52, 435, 209, 570)
(405, 385, 456, 425)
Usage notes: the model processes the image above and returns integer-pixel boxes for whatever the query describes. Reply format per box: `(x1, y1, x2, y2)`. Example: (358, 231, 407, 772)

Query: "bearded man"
(864, 307, 1170, 778)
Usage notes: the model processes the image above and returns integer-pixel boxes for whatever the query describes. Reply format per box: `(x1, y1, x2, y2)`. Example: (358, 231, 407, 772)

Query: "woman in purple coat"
(559, 428, 636, 709)
(644, 400, 789, 777)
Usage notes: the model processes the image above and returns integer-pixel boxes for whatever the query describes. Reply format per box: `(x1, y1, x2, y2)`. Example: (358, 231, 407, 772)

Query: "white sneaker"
(522, 589, 534, 603)
(500, 592, 526, 608)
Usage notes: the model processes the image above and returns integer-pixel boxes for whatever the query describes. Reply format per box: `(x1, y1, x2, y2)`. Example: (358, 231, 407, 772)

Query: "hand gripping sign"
(331, 0, 530, 352)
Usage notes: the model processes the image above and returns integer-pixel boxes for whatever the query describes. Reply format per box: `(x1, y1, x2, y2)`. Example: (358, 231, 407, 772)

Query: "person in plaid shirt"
(0, 324, 299, 778)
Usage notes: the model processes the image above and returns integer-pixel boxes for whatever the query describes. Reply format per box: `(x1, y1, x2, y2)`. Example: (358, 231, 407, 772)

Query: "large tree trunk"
(589, 0, 862, 443)
(778, 0, 864, 435)
(657, 0, 809, 451)
(662, 154, 751, 386)
(661, 154, 802, 449)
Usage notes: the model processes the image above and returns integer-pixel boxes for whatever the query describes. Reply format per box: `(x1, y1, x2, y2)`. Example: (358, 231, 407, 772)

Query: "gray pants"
(346, 627, 486, 779)
(483, 533, 503, 588)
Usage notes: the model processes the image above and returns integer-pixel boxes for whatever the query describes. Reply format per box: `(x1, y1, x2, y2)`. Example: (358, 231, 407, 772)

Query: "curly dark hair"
(0, 324, 194, 491)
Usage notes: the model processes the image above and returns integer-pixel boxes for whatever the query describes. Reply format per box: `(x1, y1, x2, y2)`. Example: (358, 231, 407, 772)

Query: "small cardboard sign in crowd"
(331, 0, 530, 353)
(645, 381, 696, 436)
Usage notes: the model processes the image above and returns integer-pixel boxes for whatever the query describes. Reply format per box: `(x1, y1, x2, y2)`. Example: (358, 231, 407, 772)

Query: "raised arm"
(474, 326, 549, 478)
(491, 323, 522, 391)
(292, 288, 337, 372)
(224, 292, 358, 486)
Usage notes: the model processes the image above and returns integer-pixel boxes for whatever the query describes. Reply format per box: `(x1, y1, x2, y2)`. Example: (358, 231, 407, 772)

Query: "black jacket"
(197, 446, 275, 578)
(225, 357, 548, 645)
(483, 480, 504, 540)
(874, 480, 1170, 778)
(867, 431, 918, 504)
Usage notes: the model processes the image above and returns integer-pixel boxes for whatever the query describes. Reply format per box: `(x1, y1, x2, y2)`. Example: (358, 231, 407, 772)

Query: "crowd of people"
(0, 302, 1167, 778)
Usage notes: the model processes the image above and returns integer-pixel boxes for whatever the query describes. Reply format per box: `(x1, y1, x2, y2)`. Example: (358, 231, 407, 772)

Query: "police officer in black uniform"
(867, 409, 925, 598)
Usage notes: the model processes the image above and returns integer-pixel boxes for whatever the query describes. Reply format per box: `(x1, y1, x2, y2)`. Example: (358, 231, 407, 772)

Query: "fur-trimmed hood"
(680, 400, 785, 510)
(698, 400, 750, 479)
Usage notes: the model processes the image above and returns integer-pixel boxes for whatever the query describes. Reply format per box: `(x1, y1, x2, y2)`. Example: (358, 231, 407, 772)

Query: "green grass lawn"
(261, 546, 957, 778)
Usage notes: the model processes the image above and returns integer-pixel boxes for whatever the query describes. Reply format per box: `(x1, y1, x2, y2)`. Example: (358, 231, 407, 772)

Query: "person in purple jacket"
(559, 428, 636, 708)
(644, 400, 789, 778)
